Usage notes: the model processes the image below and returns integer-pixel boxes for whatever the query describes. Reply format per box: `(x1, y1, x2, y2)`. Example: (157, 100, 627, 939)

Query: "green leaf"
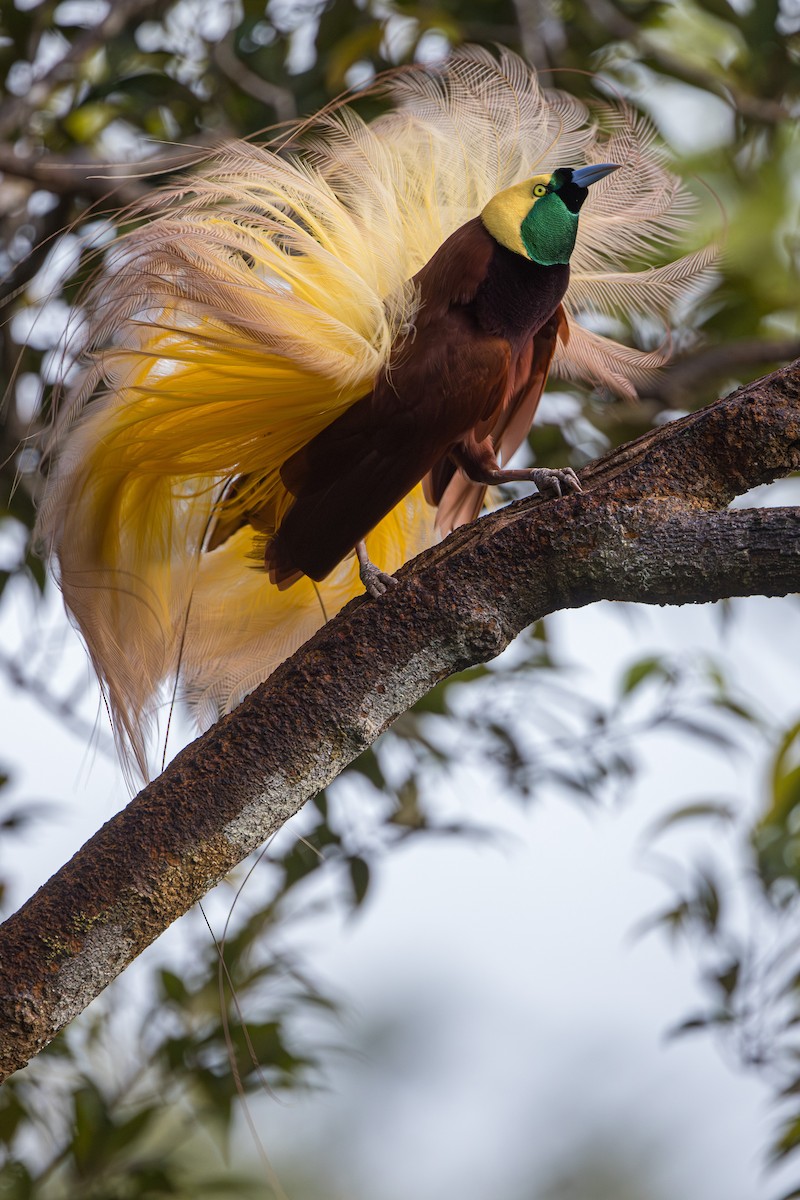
(411, 681, 451, 716)
(0, 1158, 33, 1199)
(0, 1091, 26, 1145)
(770, 723, 800, 825)
(667, 1009, 733, 1039)
(347, 855, 370, 908)
(712, 959, 740, 998)
(753, 722, 800, 888)
(619, 656, 671, 695)
(72, 1082, 110, 1170)
(646, 799, 737, 838)
(710, 695, 759, 724)
(773, 1115, 800, 1162)
(667, 1014, 710, 1036)
(346, 747, 386, 790)
(104, 1105, 158, 1157)
(160, 969, 189, 1004)
(692, 872, 722, 933)
(661, 715, 739, 752)
(63, 102, 115, 142)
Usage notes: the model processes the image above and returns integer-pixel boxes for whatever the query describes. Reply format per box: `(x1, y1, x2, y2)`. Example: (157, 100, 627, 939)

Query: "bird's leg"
(453, 441, 582, 499)
(356, 541, 397, 599)
(484, 464, 582, 498)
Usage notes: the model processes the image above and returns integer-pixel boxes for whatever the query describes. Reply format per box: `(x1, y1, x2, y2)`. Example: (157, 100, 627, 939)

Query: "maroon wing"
(267, 317, 510, 583)
(264, 220, 505, 584)
(428, 304, 569, 535)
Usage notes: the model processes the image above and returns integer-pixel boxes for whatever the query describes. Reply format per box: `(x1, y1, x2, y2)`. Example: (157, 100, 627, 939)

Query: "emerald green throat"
(521, 194, 579, 266)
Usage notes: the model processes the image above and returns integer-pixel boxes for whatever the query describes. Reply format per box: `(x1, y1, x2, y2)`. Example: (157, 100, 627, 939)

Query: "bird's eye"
(532, 184, 547, 197)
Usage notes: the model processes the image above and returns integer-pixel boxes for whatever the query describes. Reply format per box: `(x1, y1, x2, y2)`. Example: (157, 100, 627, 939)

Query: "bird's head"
(481, 163, 620, 266)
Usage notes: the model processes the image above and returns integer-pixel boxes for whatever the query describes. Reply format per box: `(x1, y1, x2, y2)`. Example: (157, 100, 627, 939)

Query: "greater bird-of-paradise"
(37, 47, 713, 778)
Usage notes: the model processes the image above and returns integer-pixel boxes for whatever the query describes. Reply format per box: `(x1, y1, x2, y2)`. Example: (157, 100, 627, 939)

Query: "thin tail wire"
(199, 831, 325, 1198)
(198, 891, 291, 1200)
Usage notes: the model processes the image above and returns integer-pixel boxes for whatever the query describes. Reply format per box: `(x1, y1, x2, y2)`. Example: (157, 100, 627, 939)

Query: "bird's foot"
(529, 466, 582, 499)
(356, 541, 397, 598)
(359, 560, 397, 599)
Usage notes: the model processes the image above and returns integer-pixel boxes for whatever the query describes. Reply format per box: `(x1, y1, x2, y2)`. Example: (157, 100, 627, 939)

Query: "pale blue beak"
(571, 163, 621, 188)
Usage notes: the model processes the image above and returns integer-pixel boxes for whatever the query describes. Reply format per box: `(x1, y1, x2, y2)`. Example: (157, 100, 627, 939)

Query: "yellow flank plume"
(37, 46, 712, 780)
(181, 486, 436, 730)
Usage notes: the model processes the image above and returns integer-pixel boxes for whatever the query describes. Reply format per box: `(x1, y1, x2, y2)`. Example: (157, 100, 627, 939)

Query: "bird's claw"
(359, 561, 398, 599)
(530, 466, 582, 499)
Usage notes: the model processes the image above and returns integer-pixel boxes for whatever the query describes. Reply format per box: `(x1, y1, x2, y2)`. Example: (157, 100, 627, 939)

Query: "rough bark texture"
(1, 360, 799, 1080)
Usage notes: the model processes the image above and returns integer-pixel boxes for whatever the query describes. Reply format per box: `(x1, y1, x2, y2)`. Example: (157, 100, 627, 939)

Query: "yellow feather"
(37, 46, 711, 779)
(181, 485, 436, 729)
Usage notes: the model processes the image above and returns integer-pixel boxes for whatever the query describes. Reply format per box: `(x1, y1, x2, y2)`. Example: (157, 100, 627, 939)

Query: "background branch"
(645, 340, 800, 408)
(210, 34, 298, 122)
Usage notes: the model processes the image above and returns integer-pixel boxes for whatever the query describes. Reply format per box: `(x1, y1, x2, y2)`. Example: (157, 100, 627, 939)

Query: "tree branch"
(645, 339, 800, 408)
(210, 34, 298, 123)
(1, 360, 799, 1081)
(0, 142, 224, 207)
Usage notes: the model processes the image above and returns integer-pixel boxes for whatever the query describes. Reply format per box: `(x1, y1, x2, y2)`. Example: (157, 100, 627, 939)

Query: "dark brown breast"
(472, 242, 570, 347)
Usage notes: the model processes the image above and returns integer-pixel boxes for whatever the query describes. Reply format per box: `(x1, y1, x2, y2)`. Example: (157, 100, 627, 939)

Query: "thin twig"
(210, 34, 297, 123)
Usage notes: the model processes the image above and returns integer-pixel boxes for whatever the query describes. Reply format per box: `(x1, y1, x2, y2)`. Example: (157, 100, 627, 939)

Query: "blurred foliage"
(0, 792, 338, 1197)
(3, 638, 800, 1196)
(0, 0, 799, 1196)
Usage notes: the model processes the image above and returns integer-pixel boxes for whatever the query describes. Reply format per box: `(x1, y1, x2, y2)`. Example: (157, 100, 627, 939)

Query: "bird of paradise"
(37, 47, 714, 779)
